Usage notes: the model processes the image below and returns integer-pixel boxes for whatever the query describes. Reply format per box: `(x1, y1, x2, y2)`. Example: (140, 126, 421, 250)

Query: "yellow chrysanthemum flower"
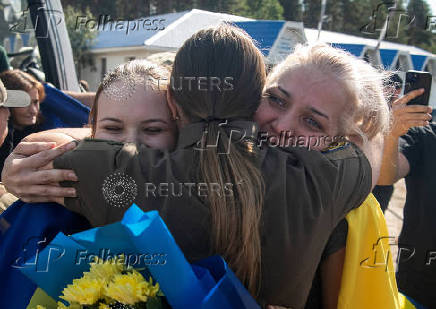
(104, 270, 158, 305)
(143, 277, 160, 298)
(98, 303, 110, 309)
(36, 306, 46, 309)
(84, 256, 123, 281)
(61, 277, 105, 305)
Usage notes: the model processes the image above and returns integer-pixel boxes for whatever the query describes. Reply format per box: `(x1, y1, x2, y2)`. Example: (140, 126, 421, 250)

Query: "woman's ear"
(166, 89, 179, 121)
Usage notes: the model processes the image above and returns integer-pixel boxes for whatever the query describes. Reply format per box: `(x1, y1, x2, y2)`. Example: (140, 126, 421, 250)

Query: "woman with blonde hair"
(257, 43, 412, 309)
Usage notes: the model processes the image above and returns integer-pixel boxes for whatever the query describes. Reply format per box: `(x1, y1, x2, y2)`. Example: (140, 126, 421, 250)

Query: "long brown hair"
(169, 24, 266, 294)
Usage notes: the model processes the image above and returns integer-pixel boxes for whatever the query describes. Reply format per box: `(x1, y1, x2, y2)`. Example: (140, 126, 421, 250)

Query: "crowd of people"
(0, 24, 435, 308)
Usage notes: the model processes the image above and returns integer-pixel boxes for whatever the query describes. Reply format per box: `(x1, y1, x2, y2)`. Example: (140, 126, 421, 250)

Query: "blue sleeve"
(0, 201, 90, 308)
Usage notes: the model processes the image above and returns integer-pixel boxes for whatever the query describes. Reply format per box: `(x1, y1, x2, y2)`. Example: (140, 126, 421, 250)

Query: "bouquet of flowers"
(35, 255, 163, 309)
(20, 204, 259, 309)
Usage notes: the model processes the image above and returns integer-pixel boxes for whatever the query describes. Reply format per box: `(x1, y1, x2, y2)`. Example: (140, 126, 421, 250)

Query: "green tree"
(171, 0, 195, 12)
(303, 0, 321, 28)
(324, 0, 343, 32)
(238, 0, 284, 20)
(63, 5, 97, 78)
(341, 0, 366, 36)
(279, 0, 302, 21)
(406, 0, 433, 49)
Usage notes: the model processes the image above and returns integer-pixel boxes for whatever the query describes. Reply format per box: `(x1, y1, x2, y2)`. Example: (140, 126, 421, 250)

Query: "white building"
(79, 9, 436, 106)
(80, 9, 252, 90)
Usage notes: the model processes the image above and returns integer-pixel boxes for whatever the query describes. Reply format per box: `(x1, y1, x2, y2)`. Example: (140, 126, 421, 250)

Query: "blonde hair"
(89, 59, 169, 136)
(267, 43, 391, 143)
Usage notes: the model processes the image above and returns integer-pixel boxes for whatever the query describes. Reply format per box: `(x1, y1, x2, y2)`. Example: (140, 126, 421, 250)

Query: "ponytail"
(169, 24, 267, 295)
(199, 123, 264, 294)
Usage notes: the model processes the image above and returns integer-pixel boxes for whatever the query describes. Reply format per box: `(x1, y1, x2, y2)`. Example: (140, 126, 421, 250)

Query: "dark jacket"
(54, 122, 371, 308)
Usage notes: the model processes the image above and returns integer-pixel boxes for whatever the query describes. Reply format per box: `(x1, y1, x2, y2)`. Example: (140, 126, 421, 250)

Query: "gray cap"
(0, 79, 31, 108)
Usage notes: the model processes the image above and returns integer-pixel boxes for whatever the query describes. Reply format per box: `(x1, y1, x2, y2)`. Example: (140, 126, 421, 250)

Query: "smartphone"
(404, 70, 432, 106)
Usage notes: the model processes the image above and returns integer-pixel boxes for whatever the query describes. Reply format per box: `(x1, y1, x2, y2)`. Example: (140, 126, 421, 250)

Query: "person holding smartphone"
(377, 85, 434, 308)
(372, 73, 403, 213)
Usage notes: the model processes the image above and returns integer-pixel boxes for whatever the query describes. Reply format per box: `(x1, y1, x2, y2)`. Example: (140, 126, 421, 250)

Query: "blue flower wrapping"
(19, 204, 260, 309)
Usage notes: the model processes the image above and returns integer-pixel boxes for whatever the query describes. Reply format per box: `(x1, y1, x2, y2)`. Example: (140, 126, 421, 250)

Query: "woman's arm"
(348, 89, 430, 188)
(377, 89, 431, 185)
(63, 91, 95, 108)
(23, 127, 91, 143)
(320, 248, 345, 309)
(377, 135, 410, 185)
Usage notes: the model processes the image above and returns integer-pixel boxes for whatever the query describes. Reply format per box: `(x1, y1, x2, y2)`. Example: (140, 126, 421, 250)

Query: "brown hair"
(0, 69, 46, 103)
(89, 59, 169, 137)
(169, 24, 266, 294)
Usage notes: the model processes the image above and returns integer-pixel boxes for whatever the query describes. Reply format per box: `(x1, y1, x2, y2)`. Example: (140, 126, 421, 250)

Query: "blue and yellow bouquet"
(33, 255, 163, 308)
(19, 204, 259, 309)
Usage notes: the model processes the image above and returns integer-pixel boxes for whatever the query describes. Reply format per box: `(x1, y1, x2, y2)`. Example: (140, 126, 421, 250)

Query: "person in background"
(0, 70, 45, 174)
(372, 73, 403, 212)
(377, 87, 434, 308)
(0, 46, 11, 73)
(0, 78, 30, 212)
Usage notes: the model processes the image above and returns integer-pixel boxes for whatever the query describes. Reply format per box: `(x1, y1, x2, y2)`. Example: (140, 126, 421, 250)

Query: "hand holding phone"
(404, 70, 432, 106)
